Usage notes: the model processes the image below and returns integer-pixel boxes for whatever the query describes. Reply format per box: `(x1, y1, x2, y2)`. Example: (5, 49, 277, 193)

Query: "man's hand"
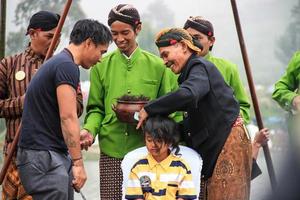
(136, 108, 148, 130)
(72, 159, 87, 191)
(80, 129, 94, 151)
(292, 95, 300, 111)
(254, 128, 270, 148)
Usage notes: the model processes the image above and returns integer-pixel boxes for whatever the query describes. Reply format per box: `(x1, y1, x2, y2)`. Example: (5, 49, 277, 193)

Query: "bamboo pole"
(0, 0, 73, 185)
(230, 0, 277, 190)
(0, 0, 6, 59)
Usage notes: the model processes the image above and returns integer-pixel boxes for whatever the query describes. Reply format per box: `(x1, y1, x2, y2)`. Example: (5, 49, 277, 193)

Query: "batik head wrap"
(26, 11, 60, 35)
(155, 28, 203, 54)
(183, 16, 214, 37)
(108, 4, 141, 29)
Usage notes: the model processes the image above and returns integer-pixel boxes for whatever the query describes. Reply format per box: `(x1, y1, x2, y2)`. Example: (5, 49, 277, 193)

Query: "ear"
(28, 29, 38, 39)
(135, 24, 142, 35)
(209, 36, 216, 47)
(179, 41, 189, 53)
(85, 38, 93, 47)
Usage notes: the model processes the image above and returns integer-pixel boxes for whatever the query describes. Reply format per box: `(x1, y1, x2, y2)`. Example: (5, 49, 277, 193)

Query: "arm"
(229, 64, 251, 124)
(0, 57, 25, 118)
(125, 167, 144, 200)
(158, 68, 182, 122)
(81, 66, 105, 150)
(252, 128, 270, 159)
(177, 163, 197, 200)
(137, 65, 210, 129)
(57, 84, 87, 190)
(76, 83, 83, 117)
(272, 52, 300, 111)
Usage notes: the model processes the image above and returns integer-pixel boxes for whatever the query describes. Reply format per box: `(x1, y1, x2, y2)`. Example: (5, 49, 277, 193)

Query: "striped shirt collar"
(147, 153, 175, 171)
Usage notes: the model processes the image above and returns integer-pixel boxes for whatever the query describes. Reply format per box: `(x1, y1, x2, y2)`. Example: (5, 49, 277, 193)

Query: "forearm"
(0, 96, 24, 118)
(61, 115, 82, 160)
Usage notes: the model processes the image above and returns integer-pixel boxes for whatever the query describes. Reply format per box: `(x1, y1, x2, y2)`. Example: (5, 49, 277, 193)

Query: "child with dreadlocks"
(125, 116, 197, 200)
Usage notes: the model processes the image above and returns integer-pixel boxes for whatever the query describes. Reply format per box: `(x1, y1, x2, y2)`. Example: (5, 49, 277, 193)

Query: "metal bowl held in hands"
(112, 100, 148, 124)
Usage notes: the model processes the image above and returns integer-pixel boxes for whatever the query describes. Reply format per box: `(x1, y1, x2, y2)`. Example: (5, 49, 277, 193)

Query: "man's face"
(159, 43, 187, 74)
(110, 20, 140, 56)
(81, 40, 109, 69)
(186, 27, 214, 57)
(29, 27, 60, 56)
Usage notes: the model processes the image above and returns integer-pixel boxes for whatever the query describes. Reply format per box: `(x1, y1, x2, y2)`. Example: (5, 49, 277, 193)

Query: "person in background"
(183, 16, 251, 124)
(125, 116, 197, 200)
(272, 51, 300, 137)
(16, 19, 112, 200)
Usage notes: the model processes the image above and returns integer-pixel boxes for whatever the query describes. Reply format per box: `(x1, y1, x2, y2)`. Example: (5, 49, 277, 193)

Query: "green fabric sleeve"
(83, 65, 105, 138)
(272, 52, 300, 111)
(229, 64, 251, 124)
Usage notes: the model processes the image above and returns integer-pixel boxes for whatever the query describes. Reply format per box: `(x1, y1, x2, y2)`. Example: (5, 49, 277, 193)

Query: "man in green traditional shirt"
(80, 4, 179, 199)
(272, 51, 300, 136)
(183, 16, 251, 124)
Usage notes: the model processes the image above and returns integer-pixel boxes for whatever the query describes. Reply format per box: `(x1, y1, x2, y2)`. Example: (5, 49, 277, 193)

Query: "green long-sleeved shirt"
(272, 51, 300, 112)
(83, 47, 179, 158)
(205, 52, 251, 124)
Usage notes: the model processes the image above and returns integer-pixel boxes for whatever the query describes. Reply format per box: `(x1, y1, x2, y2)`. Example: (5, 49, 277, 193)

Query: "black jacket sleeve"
(144, 64, 210, 116)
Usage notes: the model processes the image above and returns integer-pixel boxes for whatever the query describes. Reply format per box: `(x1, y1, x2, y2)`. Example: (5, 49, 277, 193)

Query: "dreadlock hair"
(155, 28, 203, 55)
(143, 115, 181, 155)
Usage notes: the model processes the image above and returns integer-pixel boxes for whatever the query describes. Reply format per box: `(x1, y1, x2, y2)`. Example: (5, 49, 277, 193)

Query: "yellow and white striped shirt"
(125, 153, 197, 200)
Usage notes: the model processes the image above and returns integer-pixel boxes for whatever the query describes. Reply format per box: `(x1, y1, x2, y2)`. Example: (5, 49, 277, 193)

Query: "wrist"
(253, 140, 262, 148)
(72, 156, 83, 166)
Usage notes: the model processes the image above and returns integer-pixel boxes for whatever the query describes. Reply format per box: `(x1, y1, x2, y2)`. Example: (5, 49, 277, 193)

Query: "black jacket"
(144, 54, 239, 179)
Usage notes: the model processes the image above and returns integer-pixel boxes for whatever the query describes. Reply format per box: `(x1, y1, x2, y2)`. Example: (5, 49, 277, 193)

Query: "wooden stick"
(0, 0, 73, 185)
(45, 0, 72, 60)
(230, 0, 277, 190)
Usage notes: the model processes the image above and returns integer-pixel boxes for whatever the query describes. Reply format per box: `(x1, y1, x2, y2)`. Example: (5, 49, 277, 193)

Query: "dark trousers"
(16, 148, 74, 200)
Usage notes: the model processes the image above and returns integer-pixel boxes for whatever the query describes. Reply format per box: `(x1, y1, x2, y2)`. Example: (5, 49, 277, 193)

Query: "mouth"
(165, 61, 174, 68)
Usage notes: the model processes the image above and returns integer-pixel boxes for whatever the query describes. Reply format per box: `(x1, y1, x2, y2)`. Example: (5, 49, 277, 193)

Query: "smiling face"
(29, 27, 60, 56)
(110, 20, 141, 56)
(158, 42, 191, 74)
(145, 133, 170, 162)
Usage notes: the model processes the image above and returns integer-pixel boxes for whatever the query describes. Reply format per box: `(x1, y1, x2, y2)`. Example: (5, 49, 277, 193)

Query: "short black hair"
(70, 19, 112, 45)
(143, 115, 180, 155)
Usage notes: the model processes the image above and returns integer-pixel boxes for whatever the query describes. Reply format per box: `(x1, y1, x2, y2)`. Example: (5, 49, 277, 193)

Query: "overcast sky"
(5, 0, 297, 85)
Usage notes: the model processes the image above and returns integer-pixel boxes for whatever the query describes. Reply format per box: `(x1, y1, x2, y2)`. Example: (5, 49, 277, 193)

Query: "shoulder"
(131, 157, 149, 170)
(207, 55, 237, 69)
(139, 49, 165, 66)
(286, 51, 300, 73)
(0, 51, 24, 69)
(169, 155, 191, 173)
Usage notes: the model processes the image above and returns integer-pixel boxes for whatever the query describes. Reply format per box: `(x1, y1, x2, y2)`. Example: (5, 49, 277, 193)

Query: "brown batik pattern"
(99, 153, 123, 200)
(2, 158, 32, 200)
(203, 125, 252, 200)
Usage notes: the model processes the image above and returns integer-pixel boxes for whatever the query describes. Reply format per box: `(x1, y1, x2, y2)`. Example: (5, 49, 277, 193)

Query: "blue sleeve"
(54, 62, 79, 90)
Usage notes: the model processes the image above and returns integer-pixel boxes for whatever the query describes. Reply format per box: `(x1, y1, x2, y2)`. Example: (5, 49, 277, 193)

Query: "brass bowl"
(112, 100, 148, 124)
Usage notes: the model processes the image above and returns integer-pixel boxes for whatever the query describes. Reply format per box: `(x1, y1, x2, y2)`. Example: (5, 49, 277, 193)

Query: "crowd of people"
(0, 3, 298, 200)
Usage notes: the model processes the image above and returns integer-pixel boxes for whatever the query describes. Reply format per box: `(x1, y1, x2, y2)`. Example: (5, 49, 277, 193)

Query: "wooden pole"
(45, 0, 72, 60)
(230, 0, 277, 190)
(0, 0, 6, 59)
(0, 0, 73, 185)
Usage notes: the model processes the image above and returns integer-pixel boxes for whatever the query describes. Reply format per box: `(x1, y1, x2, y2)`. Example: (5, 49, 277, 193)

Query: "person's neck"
(152, 152, 170, 163)
(29, 43, 45, 58)
(66, 44, 82, 65)
(122, 44, 138, 58)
